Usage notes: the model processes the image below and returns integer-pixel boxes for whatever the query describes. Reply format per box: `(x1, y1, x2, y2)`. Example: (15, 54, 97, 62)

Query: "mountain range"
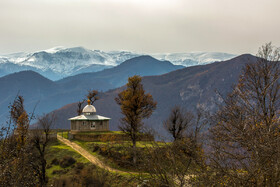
(49, 54, 257, 138)
(0, 49, 255, 138)
(0, 47, 236, 80)
(0, 56, 183, 125)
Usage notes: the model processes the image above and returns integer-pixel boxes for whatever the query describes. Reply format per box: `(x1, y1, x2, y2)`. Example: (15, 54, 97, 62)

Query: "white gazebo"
(69, 100, 110, 132)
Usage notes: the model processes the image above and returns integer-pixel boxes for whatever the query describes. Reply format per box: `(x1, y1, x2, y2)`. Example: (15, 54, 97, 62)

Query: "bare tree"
(77, 100, 85, 115)
(31, 113, 56, 186)
(76, 90, 99, 115)
(209, 43, 280, 186)
(87, 90, 99, 105)
(140, 108, 207, 187)
(164, 106, 194, 141)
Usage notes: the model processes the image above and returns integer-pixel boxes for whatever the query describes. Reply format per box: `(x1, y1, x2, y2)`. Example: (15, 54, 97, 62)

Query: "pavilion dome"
(82, 105, 96, 114)
(82, 99, 96, 115)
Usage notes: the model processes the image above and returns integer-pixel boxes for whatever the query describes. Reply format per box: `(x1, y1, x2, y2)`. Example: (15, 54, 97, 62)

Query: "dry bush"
(59, 156, 76, 168)
(52, 165, 132, 187)
(51, 158, 60, 165)
(138, 139, 205, 187)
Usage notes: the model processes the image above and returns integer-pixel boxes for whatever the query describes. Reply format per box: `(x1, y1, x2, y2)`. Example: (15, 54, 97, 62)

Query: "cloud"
(0, 0, 279, 54)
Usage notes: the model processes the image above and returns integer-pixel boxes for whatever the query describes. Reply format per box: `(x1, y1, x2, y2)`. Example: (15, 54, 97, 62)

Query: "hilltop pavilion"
(69, 100, 110, 132)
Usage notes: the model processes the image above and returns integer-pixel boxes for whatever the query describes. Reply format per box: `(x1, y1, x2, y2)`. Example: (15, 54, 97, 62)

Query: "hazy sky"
(0, 0, 279, 55)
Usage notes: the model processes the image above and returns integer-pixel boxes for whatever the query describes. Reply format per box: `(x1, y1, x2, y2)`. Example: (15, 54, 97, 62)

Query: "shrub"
(46, 164, 52, 169)
(75, 162, 84, 170)
(51, 165, 133, 187)
(52, 177, 72, 187)
(74, 162, 84, 174)
(59, 156, 76, 168)
(52, 169, 69, 175)
(91, 144, 100, 152)
(51, 158, 59, 165)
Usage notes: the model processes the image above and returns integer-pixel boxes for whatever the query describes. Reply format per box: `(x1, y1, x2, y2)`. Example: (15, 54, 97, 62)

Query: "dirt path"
(57, 134, 135, 175)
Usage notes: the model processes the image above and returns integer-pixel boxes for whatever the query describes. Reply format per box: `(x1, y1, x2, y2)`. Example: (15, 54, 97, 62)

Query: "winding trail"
(57, 134, 135, 175)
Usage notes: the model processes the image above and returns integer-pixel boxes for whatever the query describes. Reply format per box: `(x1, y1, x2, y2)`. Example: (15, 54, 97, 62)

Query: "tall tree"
(115, 75, 157, 165)
(0, 95, 38, 186)
(209, 43, 280, 186)
(10, 95, 29, 148)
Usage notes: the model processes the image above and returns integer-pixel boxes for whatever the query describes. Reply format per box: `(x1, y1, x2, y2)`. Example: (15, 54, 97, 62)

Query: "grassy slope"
(46, 140, 90, 179)
(73, 139, 167, 173)
(56, 130, 167, 173)
(46, 138, 139, 186)
(73, 140, 130, 172)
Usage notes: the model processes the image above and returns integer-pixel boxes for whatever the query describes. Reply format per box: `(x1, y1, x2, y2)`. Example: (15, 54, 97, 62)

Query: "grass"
(72, 139, 168, 173)
(73, 140, 134, 172)
(45, 139, 141, 186)
(57, 131, 69, 139)
(82, 140, 167, 147)
(46, 165, 62, 178)
(45, 140, 90, 178)
(55, 130, 167, 175)
(74, 139, 164, 150)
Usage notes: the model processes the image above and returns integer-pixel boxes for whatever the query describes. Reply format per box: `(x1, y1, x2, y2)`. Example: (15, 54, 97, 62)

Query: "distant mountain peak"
(60, 46, 90, 53)
(2, 70, 50, 80)
(123, 55, 157, 62)
(41, 46, 66, 54)
(0, 46, 237, 81)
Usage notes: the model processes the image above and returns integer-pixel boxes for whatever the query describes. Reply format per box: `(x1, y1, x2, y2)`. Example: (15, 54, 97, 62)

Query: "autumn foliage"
(115, 75, 157, 165)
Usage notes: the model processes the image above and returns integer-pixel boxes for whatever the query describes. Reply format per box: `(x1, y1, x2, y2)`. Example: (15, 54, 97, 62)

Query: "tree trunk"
(38, 157, 47, 187)
(132, 139, 137, 166)
(42, 158, 46, 186)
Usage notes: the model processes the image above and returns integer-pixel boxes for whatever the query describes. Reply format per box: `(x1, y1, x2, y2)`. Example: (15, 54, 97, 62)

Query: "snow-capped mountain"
(0, 47, 237, 80)
(151, 52, 237, 67)
(0, 47, 141, 80)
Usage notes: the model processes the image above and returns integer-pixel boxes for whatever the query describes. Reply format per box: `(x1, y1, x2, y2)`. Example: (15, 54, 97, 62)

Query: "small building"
(69, 100, 110, 132)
